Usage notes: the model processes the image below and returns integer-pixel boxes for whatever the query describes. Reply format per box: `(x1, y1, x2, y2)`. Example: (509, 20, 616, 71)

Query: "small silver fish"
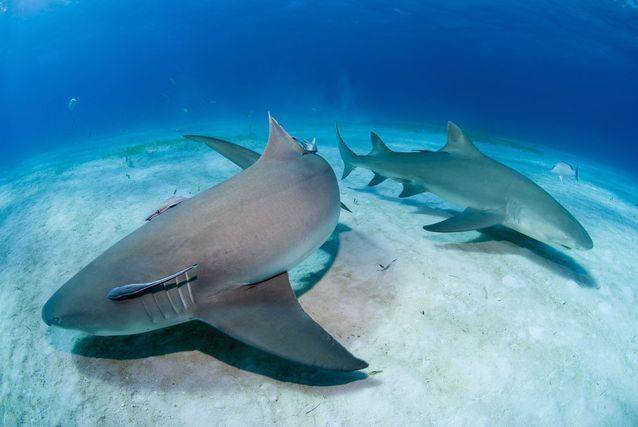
(68, 98, 79, 111)
(550, 162, 579, 182)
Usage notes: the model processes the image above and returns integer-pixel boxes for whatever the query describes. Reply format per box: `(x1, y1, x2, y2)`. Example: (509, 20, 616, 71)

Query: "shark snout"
(41, 296, 61, 327)
(552, 225, 593, 250)
(41, 286, 87, 330)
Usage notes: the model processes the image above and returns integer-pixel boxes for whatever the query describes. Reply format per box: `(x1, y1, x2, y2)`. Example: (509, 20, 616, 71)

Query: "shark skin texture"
(337, 122, 592, 251)
(42, 115, 368, 372)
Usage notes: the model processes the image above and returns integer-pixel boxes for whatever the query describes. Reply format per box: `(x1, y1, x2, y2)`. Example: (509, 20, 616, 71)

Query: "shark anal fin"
(368, 173, 387, 187)
(196, 272, 367, 371)
(183, 135, 260, 170)
(399, 182, 426, 198)
(107, 264, 198, 300)
(423, 208, 502, 233)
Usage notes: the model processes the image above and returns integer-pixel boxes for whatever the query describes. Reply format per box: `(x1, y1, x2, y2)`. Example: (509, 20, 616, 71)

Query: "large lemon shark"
(337, 122, 592, 250)
(42, 116, 368, 371)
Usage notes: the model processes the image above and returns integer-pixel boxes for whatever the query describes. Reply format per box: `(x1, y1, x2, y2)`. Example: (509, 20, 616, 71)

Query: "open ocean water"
(1, 1, 638, 425)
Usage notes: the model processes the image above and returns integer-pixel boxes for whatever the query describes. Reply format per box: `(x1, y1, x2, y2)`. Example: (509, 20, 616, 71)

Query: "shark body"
(42, 116, 367, 371)
(338, 122, 592, 250)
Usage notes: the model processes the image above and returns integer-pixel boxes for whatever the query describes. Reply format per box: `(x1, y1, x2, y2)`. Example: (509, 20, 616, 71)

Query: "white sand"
(1, 122, 637, 425)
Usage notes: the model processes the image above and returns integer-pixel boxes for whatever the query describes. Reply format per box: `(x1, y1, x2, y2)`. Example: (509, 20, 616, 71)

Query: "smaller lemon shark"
(337, 122, 592, 250)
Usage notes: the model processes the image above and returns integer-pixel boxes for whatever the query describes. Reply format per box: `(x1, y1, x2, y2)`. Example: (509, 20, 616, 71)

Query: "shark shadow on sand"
(294, 223, 351, 297)
(352, 186, 596, 288)
(440, 225, 597, 289)
(71, 225, 366, 386)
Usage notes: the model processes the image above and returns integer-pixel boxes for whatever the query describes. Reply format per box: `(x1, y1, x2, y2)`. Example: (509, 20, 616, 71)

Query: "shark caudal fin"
(336, 124, 359, 180)
(196, 272, 368, 371)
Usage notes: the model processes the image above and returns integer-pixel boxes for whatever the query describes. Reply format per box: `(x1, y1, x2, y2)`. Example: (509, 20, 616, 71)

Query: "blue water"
(1, 0, 637, 170)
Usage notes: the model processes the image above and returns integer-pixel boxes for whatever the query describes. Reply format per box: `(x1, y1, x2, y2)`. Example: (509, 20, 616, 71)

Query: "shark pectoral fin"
(196, 272, 368, 371)
(107, 264, 198, 300)
(423, 208, 502, 233)
(399, 182, 427, 198)
(368, 172, 387, 187)
(183, 135, 260, 170)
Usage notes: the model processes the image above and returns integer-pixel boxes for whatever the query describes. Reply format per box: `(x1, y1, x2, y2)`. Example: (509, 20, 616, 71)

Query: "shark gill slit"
(185, 271, 195, 304)
(164, 284, 180, 315)
(140, 297, 155, 323)
(176, 276, 189, 310)
(152, 292, 168, 319)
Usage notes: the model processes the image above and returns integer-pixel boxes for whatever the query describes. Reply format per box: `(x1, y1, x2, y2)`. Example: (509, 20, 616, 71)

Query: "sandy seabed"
(1, 121, 637, 426)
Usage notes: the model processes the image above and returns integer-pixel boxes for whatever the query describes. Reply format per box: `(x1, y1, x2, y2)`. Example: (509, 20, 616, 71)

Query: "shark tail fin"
(575, 165, 579, 181)
(336, 124, 358, 180)
(196, 272, 367, 371)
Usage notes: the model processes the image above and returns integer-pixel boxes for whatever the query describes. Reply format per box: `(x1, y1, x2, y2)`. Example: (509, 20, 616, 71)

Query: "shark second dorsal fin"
(261, 114, 306, 161)
(369, 132, 392, 155)
(440, 122, 482, 157)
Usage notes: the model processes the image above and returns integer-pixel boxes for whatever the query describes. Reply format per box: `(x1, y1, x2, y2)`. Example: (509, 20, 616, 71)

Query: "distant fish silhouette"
(550, 162, 579, 182)
(68, 97, 79, 111)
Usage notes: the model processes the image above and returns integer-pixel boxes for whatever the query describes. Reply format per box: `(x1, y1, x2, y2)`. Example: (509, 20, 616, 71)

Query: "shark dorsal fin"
(440, 122, 482, 157)
(369, 132, 392, 155)
(261, 114, 305, 161)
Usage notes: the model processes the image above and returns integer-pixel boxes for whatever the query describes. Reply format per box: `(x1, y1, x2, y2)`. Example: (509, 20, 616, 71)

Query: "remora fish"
(42, 115, 367, 371)
(337, 122, 592, 250)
